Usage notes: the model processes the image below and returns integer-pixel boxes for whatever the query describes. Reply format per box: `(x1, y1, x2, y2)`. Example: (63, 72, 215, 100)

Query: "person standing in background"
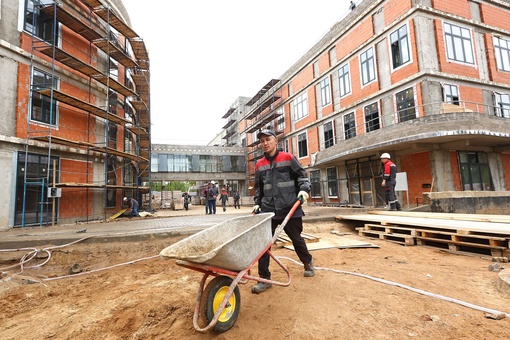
(380, 153, 402, 211)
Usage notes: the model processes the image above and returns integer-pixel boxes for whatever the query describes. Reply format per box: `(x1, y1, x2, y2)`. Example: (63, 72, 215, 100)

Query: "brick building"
(236, 0, 510, 209)
(0, 0, 150, 227)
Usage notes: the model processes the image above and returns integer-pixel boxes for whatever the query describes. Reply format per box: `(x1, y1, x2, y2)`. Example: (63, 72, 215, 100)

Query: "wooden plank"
(367, 210, 510, 224)
(108, 208, 127, 220)
(336, 214, 510, 236)
(275, 232, 320, 247)
(358, 229, 415, 246)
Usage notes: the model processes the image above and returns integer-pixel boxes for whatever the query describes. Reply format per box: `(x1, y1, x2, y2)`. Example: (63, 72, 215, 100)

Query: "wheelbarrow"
(159, 200, 302, 333)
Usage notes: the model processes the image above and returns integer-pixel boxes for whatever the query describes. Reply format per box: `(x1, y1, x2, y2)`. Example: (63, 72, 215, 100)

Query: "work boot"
(388, 203, 396, 211)
(304, 260, 315, 277)
(395, 201, 402, 211)
(251, 281, 272, 294)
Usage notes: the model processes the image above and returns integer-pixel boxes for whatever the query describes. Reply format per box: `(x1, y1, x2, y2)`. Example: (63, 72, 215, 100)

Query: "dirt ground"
(1, 220, 509, 339)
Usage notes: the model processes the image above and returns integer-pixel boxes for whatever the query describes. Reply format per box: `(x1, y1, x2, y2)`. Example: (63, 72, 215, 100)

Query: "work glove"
(252, 205, 260, 214)
(297, 191, 309, 204)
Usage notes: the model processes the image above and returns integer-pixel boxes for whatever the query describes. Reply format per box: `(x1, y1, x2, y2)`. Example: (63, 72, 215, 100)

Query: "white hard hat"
(380, 153, 391, 159)
(210, 181, 216, 185)
(123, 197, 127, 201)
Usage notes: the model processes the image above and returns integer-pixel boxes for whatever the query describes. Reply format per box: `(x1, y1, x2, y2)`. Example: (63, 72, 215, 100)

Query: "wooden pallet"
(357, 223, 509, 256)
(275, 232, 320, 247)
(414, 229, 508, 257)
(356, 226, 415, 246)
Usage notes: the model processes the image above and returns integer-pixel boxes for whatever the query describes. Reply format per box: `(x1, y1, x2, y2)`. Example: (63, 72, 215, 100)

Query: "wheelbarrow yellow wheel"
(202, 276, 241, 333)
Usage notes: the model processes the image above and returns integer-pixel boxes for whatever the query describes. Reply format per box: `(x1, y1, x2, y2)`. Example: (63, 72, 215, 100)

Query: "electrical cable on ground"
(278, 256, 510, 319)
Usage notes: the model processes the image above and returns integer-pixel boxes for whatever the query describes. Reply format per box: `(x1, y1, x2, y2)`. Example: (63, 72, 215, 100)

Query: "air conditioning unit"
(47, 187, 62, 198)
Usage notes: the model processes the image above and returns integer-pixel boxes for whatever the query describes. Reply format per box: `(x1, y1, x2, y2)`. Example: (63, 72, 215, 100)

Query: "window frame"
(319, 76, 331, 107)
(443, 22, 475, 65)
(364, 102, 380, 132)
(343, 112, 356, 140)
(395, 87, 416, 123)
(323, 120, 335, 149)
(389, 23, 411, 70)
(494, 36, 510, 72)
(309, 170, 322, 198)
(30, 67, 59, 126)
(293, 92, 309, 121)
(326, 167, 339, 197)
(494, 92, 510, 118)
(443, 84, 460, 105)
(297, 132, 308, 158)
(23, 0, 60, 44)
(360, 46, 376, 86)
(338, 63, 351, 97)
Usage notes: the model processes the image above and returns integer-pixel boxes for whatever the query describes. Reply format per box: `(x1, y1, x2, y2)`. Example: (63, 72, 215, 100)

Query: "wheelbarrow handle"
(271, 200, 301, 244)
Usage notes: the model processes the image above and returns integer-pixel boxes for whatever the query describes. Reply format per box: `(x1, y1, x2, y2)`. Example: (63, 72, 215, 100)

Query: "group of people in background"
(203, 181, 241, 214)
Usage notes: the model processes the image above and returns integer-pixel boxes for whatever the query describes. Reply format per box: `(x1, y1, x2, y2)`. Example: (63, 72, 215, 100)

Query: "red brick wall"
(335, 17, 374, 61)
(480, 2, 510, 32)
(59, 159, 94, 219)
(318, 51, 331, 75)
(293, 64, 314, 93)
(458, 85, 484, 111)
(384, 0, 412, 26)
(400, 152, 432, 203)
(432, 0, 471, 19)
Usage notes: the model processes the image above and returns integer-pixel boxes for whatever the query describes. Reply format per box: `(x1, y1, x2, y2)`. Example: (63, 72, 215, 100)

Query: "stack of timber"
(336, 211, 510, 258)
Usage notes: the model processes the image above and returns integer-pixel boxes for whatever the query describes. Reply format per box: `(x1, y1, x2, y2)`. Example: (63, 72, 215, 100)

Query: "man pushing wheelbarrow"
(159, 129, 314, 333)
(251, 129, 315, 294)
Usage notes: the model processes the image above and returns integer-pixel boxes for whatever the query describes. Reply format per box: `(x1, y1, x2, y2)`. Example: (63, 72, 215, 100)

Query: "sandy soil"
(1, 221, 509, 339)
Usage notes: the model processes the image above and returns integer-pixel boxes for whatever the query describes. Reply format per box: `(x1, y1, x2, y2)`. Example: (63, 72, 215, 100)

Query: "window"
(343, 112, 356, 140)
(319, 77, 331, 106)
(24, 0, 57, 43)
(494, 36, 510, 72)
(310, 170, 321, 197)
(284, 139, 289, 153)
(444, 22, 474, 64)
(277, 116, 285, 131)
(395, 88, 416, 122)
(31, 68, 58, 125)
(293, 92, 308, 121)
(338, 63, 351, 97)
(443, 84, 459, 105)
(458, 151, 493, 191)
(327, 167, 338, 197)
(297, 133, 308, 158)
(360, 47, 376, 85)
(390, 24, 410, 69)
(494, 93, 510, 118)
(324, 121, 335, 149)
(151, 154, 158, 172)
(15, 152, 59, 226)
(364, 102, 380, 132)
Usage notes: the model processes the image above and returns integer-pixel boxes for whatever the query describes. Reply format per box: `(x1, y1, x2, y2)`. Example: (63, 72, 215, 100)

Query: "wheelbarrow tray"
(160, 213, 274, 271)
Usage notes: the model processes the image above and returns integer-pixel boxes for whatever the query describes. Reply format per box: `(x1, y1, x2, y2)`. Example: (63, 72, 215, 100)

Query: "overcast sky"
(121, 0, 360, 145)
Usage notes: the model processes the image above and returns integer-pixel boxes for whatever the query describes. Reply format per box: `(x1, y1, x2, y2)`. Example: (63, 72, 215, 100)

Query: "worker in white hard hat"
(380, 153, 402, 211)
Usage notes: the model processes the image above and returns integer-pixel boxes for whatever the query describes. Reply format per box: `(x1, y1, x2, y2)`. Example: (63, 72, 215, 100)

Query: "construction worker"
(380, 153, 402, 211)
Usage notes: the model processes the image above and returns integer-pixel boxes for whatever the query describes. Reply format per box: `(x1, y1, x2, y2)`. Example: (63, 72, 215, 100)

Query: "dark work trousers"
(385, 178, 397, 203)
(257, 217, 312, 279)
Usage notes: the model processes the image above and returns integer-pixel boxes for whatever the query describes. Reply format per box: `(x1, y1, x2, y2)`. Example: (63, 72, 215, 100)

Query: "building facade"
(240, 0, 510, 207)
(0, 0, 150, 227)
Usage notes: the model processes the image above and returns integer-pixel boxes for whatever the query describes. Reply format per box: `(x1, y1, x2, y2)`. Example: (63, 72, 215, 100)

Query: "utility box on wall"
(47, 187, 62, 198)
